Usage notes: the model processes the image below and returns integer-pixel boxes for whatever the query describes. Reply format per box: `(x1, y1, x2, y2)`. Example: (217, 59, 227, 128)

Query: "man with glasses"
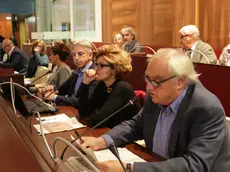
(43, 39, 96, 108)
(120, 26, 143, 53)
(79, 48, 230, 172)
(0, 39, 28, 74)
(179, 25, 217, 64)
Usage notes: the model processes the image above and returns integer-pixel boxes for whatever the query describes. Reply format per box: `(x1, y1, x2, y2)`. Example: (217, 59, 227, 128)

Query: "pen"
(73, 130, 84, 143)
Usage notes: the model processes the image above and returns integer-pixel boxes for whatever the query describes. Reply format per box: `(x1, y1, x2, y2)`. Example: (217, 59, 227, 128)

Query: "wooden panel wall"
(0, 14, 12, 39)
(102, 0, 195, 47)
(199, 0, 230, 50)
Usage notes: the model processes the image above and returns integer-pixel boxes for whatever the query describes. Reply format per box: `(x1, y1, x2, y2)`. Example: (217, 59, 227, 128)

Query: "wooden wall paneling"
(172, 0, 196, 47)
(0, 13, 12, 39)
(138, 0, 153, 45)
(102, 0, 112, 43)
(199, 0, 230, 50)
(111, 0, 140, 42)
(152, 0, 173, 46)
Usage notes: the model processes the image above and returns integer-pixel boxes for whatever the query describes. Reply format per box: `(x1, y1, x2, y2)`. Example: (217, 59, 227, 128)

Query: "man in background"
(42, 39, 96, 109)
(120, 26, 143, 53)
(179, 25, 217, 64)
(0, 39, 28, 74)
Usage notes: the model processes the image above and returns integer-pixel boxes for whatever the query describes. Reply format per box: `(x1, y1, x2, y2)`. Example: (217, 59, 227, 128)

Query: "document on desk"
(33, 113, 86, 134)
(94, 148, 146, 163)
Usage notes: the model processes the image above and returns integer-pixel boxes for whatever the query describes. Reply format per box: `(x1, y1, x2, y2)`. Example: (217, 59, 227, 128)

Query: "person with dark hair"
(26, 39, 49, 77)
(120, 26, 143, 53)
(46, 42, 72, 87)
(78, 44, 141, 128)
(0, 39, 28, 74)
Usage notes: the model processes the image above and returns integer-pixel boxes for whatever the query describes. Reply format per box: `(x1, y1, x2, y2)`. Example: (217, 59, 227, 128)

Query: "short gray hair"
(180, 25, 200, 39)
(148, 48, 200, 84)
(73, 39, 93, 54)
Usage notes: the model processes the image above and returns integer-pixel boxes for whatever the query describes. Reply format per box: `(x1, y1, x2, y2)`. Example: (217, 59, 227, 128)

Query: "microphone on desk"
(186, 49, 210, 64)
(109, 141, 127, 172)
(28, 72, 75, 124)
(27, 70, 52, 87)
(60, 97, 137, 160)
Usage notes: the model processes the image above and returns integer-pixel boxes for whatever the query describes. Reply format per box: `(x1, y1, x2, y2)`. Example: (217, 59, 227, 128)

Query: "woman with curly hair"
(78, 44, 141, 128)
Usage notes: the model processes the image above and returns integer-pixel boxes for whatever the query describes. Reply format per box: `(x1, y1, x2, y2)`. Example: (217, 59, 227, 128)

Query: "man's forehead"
(146, 59, 170, 77)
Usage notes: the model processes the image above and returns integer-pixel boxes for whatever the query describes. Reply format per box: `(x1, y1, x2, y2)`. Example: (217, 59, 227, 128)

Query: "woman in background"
(78, 44, 141, 128)
(47, 42, 72, 87)
(26, 39, 49, 77)
(113, 33, 123, 47)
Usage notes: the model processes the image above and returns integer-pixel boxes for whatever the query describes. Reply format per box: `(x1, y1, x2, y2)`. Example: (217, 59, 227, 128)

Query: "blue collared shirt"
(54, 61, 93, 101)
(152, 86, 188, 158)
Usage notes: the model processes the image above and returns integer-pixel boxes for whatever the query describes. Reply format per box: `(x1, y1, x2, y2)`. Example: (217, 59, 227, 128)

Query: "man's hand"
(95, 160, 130, 172)
(79, 137, 108, 151)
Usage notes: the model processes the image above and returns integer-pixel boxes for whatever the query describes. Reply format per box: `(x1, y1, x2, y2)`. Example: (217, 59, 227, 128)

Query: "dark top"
(107, 82, 230, 172)
(55, 63, 97, 108)
(78, 79, 141, 128)
(55, 72, 97, 108)
(26, 52, 49, 77)
(0, 47, 28, 74)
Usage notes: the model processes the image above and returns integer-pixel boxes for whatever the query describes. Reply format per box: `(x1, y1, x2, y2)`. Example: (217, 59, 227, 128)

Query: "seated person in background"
(78, 44, 141, 128)
(80, 48, 230, 172)
(0, 39, 28, 74)
(113, 33, 123, 47)
(120, 26, 143, 53)
(219, 45, 230, 66)
(179, 25, 217, 64)
(47, 42, 72, 87)
(26, 39, 49, 78)
(41, 39, 97, 108)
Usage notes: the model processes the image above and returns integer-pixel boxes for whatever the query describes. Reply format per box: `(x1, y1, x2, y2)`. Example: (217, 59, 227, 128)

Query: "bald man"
(0, 39, 28, 74)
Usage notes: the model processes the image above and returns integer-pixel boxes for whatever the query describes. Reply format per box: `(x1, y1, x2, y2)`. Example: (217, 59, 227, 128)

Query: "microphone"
(108, 141, 126, 172)
(28, 72, 75, 124)
(186, 49, 210, 64)
(60, 97, 137, 160)
(27, 70, 52, 87)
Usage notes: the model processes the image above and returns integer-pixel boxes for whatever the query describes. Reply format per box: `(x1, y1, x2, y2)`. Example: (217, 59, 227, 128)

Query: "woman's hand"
(82, 69, 97, 85)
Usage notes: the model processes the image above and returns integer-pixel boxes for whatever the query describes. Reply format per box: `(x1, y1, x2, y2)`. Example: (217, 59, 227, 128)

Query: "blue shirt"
(152, 86, 188, 158)
(54, 61, 92, 101)
(102, 86, 188, 158)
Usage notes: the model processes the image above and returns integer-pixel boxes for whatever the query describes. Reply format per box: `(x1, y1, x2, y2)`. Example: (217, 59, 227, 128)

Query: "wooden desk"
(0, 94, 162, 172)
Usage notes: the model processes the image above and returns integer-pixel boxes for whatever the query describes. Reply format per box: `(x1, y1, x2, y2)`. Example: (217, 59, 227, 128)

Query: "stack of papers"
(33, 113, 86, 134)
(94, 148, 146, 163)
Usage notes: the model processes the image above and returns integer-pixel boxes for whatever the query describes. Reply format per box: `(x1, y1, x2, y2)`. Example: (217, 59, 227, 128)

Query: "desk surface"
(0, 95, 162, 171)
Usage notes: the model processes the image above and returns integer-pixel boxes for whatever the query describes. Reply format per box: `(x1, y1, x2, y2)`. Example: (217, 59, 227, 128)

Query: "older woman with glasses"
(78, 44, 141, 128)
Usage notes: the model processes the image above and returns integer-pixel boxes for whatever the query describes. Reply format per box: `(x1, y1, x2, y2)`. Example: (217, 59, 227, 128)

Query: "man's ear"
(177, 76, 186, 90)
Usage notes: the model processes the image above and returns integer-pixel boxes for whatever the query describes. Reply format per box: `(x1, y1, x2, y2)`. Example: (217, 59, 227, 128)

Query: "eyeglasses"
(95, 62, 113, 70)
(180, 34, 190, 40)
(71, 51, 85, 57)
(144, 75, 176, 87)
(3, 44, 9, 50)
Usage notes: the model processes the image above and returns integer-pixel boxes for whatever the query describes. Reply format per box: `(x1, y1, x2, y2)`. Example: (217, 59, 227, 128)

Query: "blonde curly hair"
(94, 44, 132, 77)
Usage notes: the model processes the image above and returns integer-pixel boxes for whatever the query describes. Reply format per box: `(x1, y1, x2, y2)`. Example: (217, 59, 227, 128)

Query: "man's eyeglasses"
(71, 51, 85, 57)
(180, 34, 190, 40)
(3, 44, 10, 50)
(144, 75, 176, 87)
(95, 62, 113, 70)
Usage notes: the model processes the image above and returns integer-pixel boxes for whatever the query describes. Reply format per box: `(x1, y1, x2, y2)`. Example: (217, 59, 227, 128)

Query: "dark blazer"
(0, 47, 28, 73)
(78, 79, 141, 128)
(107, 81, 230, 172)
(55, 63, 96, 108)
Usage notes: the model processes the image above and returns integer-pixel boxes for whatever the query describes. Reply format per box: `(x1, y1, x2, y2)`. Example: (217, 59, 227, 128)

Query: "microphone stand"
(60, 97, 137, 160)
